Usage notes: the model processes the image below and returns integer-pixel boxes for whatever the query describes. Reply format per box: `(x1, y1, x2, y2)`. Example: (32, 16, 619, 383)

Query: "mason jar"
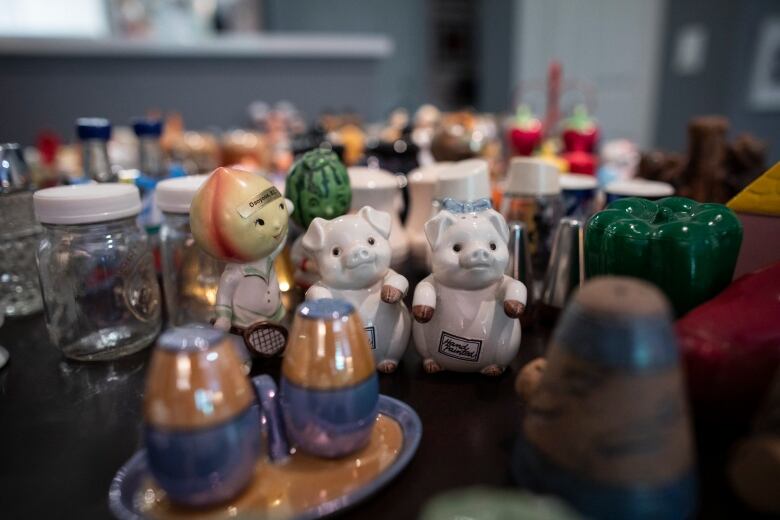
(33, 184, 161, 361)
(156, 175, 223, 326)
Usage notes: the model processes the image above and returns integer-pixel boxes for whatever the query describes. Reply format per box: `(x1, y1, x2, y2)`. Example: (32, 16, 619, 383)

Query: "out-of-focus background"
(0, 0, 778, 182)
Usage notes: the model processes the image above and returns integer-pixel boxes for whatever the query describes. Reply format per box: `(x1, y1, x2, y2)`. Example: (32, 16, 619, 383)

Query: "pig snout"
(459, 246, 494, 269)
(344, 245, 375, 269)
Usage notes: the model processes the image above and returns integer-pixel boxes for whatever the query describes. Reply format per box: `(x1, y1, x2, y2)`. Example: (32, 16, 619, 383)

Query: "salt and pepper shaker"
(514, 277, 697, 520)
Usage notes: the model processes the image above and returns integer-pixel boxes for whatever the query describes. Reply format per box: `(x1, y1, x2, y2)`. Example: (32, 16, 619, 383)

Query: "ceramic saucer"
(109, 395, 421, 520)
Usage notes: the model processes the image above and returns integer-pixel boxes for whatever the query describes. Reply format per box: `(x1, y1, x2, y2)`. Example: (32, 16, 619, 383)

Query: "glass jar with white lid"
(34, 184, 161, 360)
(156, 175, 223, 326)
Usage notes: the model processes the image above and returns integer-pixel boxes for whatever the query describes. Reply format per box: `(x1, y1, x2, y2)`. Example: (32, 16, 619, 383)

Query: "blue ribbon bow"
(441, 197, 493, 214)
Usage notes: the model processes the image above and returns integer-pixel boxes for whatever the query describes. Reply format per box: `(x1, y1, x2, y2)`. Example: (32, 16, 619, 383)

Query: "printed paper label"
(237, 187, 282, 219)
(438, 331, 481, 362)
(365, 326, 377, 350)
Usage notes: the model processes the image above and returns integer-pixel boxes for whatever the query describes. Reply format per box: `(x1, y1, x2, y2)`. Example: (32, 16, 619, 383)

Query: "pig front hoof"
(423, 358, 443, 373)
(481, 364, 505, 376)
(413, 305, 435, 323)
(504, 300, 526, 319)
(377, 360, 398, 373)
(381, 285, 403, 304)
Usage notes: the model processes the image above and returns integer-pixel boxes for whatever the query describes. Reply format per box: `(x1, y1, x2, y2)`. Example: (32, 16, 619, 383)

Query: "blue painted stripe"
(280, 374, 379, 458)
(512, 434, 697, 520)
(144, 405, 261, 507)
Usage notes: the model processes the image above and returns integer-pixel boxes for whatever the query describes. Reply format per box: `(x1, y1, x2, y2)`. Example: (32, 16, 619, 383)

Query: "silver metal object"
(540, 217, 585, 310)
(0, 143, 32, 194)
(506, 221, 535, 302)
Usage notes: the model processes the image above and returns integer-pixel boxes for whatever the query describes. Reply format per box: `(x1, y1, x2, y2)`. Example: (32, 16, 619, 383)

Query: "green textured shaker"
(585, 197, 742, 316)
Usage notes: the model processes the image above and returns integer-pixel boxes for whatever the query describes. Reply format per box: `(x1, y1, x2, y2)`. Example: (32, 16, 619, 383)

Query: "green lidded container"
(585, 196, 742, 316)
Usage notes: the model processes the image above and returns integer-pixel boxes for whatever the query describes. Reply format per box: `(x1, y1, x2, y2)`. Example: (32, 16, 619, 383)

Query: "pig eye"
(367, 237, 375, 246)
(279, 203, 285, 210)
(255, 218, 265, 226)
(490, 242, 497, 251)
(453, 243, 462, 253)
(332, 247, 341, 257)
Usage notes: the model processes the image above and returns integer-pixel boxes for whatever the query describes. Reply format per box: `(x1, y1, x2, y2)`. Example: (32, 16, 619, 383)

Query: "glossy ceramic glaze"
(412, 199, 528, 375)
(189, 167, 294, 333)
(677, 261, 780, 423)
(302, 207, 411, 372)
(285, 149, 352, 289)
(347, 166, 409, 266)
(110, 396, 422, 520)
(280, 299, 379, 457)
(143, 327, 261, 507)
(514, 277, 697, 520)
(406, 162, 452, 265)
(585, 196, 742, 316)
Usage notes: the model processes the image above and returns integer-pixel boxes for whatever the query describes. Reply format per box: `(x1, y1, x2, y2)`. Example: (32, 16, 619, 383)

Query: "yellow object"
(536, 141, 569, 173)
(728, 162, 780, 217)
(136, 414, 402, 519)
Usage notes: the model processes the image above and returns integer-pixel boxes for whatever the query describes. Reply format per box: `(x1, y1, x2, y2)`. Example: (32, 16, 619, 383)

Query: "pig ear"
(358, 206, 392, 239)
(425, 211, 457, 249)
(301, 218, 327, 254)
(285, 198, 294, 215)
(485, 209, 509, 243)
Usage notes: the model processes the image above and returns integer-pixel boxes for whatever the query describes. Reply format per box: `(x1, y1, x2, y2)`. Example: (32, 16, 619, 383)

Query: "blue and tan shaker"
(513, 277, 697, 520)
(280, 299, 379, 458)
(143, 326, 261, 507)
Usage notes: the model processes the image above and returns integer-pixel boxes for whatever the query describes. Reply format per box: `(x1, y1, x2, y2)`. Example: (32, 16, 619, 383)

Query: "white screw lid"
(434, 159, 491, 201)
(560, 173, 598, 191)
(408, 162, 453, 185)
(34, 183, 141, 225)
(156, 175, 209, 213)
(605, 179, 674, 198)
(506, 157, 561, 196)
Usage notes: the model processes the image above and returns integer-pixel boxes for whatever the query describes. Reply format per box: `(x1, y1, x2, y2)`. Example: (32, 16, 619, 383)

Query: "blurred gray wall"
(655, 0, 780, 161)
(264, 0, 428, 118)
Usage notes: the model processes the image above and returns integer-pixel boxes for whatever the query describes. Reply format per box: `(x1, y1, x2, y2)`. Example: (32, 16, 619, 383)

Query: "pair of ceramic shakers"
(189, 153, 528, 377)
(144, 299, 377, 507)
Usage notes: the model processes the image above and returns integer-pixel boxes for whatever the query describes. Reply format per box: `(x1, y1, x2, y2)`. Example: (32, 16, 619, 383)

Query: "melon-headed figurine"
(285, 149, 352, 290)
(190, 167, 293, 356)
(412, 198, 528, 376)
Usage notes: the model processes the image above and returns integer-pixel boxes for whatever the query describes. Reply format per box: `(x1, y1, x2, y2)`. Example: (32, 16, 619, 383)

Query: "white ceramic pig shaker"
(412, 198, 528, 376)
(303, 206, 411, 373)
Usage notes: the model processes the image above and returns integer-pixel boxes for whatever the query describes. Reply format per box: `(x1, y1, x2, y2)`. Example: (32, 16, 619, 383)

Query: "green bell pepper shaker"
(585, 197, 742, 316)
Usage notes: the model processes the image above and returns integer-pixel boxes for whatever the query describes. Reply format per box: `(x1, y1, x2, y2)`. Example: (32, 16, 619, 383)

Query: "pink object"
(677, 261, 780, 423)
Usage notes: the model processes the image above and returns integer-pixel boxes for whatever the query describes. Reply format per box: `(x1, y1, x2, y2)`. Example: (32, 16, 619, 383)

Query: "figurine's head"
(302, 207, 392, 290)
(285, 149, 351, 229)
(425, 198, 509, 290)
(190, 167, 292, 263)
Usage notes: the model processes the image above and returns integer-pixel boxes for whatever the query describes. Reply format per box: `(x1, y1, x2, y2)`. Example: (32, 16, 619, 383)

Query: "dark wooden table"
(0, 308, 769, 519)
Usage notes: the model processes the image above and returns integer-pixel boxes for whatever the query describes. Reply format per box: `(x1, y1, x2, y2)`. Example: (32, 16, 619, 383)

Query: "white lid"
(408, 162, 453, 185)
(434, 159, 491, 201)
(348, 166, 404, 190)
(605, 179, 674, 197)
(560, 173, 598, 191)
(506, 157, 560, 195)
(34, 183, 141, 225)
(156, 175, 209, 213)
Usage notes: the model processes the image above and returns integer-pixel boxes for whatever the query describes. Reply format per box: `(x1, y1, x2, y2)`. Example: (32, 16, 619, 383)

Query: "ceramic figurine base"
(110, 396, 421, 520)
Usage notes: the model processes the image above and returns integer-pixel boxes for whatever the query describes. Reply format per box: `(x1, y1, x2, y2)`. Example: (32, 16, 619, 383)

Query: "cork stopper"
(554, 276, 678, 370)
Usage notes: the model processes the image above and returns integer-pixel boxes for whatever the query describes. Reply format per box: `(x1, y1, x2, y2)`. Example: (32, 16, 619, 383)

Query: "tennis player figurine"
(190, 167, 293, 356)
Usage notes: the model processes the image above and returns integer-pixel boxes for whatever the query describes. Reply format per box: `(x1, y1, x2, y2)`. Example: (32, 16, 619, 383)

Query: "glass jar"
(156, 175, 222, 326)
(0, 143, 44, 316)
(500, 158, 564, 286)
(34, 184, 161, 360)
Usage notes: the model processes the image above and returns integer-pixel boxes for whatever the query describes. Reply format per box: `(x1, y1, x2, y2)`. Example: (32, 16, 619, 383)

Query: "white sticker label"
(236, 187, 282, 219)
(438, 331, 481, 362)
(365, 326, 376, 350)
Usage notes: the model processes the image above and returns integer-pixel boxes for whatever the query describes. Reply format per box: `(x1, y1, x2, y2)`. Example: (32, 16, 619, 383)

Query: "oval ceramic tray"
(109, 395, 421, 520)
